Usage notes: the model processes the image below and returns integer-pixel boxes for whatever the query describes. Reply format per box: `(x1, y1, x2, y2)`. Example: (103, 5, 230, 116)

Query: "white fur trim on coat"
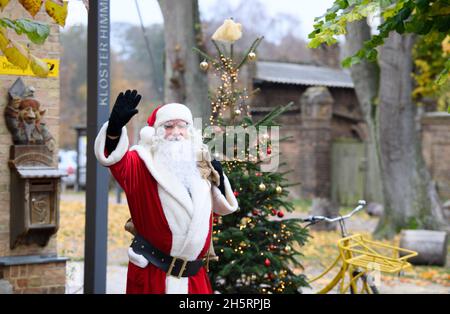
(129, 144, 212, 294)
(139, 126, 155, 145)
(94, 121, 129, 166)
(212, 174, 239, 216)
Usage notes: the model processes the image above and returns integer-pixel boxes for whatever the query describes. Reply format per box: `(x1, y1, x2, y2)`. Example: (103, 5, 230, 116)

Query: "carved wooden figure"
(5, 78, 65, 249)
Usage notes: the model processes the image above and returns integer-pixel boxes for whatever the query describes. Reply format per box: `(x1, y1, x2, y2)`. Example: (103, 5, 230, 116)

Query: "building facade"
(0, 3, 66, 293)
(248, 61, 449, 205)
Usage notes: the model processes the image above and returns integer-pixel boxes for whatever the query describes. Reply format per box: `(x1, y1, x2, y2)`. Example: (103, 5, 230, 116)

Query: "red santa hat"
(139, 103, 193, 144)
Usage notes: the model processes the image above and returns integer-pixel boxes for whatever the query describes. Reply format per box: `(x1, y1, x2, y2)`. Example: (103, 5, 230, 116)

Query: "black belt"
(130, 234, 204, 278)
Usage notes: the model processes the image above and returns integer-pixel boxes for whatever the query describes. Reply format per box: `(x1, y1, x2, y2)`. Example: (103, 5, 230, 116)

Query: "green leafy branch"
(308, 0, 450, 85)
(0, 17, 50, 44)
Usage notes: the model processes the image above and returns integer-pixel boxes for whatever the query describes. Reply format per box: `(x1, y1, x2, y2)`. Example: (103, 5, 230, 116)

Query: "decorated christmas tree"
(194, 19, 310, 294)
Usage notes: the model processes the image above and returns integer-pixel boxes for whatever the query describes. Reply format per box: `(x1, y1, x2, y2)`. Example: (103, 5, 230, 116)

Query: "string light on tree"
(193, 18, 309, 294)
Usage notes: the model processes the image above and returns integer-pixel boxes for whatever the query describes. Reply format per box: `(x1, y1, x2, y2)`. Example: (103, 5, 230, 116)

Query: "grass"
(292, 198, 370, 218)
(292, 199, 312, 213)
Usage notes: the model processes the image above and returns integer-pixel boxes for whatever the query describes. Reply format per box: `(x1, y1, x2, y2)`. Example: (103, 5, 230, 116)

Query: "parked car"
(58, 150, 77, 188)
(76, 136, 87, 190)
(78, 153, 86, 189)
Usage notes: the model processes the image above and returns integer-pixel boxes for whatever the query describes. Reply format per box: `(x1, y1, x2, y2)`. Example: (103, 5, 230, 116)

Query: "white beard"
(154, 138, 200, 197)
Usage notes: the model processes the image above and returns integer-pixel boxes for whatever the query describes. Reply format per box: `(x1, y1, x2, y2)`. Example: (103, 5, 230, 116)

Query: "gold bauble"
(235, 109, 241, 115)
(259, 183, 266, 191)
(240, 217, 250, 225)
(200, 61, 209, 71)
(284, 245, 291, 252)
(276, 186, 283, 194)
(248, 52, 257, 62)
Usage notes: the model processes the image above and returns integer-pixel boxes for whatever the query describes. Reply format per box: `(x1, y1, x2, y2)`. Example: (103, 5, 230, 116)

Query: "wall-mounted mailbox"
(9, 146, 66, 248)
(5, 78, 65, 249)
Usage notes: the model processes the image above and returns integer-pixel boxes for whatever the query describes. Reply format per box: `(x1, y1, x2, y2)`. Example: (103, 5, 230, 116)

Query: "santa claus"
(94, 90, 238, 294)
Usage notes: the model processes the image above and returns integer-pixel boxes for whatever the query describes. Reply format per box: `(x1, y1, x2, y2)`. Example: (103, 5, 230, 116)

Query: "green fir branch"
(236, 36, 264, 70)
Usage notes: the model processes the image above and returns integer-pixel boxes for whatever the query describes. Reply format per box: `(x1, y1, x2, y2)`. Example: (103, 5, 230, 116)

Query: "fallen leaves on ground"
(293, 228, 450, 289)
(57, 199, 133, 261)
(57, 197, 449, 290)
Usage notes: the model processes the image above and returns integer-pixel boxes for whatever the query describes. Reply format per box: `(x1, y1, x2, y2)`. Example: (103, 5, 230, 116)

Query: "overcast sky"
(65, 0, 336, 40)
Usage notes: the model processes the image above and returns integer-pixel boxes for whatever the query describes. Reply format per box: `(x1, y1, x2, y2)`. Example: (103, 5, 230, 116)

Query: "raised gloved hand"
(211, 159, 225, 196)
(106, 89, 142, 137)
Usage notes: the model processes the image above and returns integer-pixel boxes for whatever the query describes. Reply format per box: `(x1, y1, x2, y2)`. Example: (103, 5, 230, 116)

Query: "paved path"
(66, 261, 127, 294)
(66, 261, 449, 294)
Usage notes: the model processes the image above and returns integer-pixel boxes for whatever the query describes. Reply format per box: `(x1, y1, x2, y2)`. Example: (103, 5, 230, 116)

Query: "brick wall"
(421, 113, 450, 200)
(250, 79, 449, 204)
(251, 81, 363, 199)
(1, 262, 65, 294)
(0, 3, 65, 293)
(251, 82, 303, 198)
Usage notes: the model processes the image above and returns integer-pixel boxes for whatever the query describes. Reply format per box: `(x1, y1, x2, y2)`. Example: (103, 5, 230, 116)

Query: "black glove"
(105, 90, 141, 154)
(106, 89, 142, 137)
(211, 159, 226, 196)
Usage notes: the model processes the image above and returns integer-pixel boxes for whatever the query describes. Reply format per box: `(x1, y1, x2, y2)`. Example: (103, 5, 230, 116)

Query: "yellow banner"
(0, 56, 59, 77)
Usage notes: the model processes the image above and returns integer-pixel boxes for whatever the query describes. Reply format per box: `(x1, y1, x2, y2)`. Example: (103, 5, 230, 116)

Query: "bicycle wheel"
(350, 271, 379, 294)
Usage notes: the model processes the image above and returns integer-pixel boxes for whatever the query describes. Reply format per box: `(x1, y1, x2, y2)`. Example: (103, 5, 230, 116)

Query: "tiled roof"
(254, 61, 354, 88)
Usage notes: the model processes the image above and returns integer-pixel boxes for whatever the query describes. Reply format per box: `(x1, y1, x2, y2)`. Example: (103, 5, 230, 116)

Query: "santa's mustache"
(157, 138, 196, 162)
(165, 134, 184, 141)
(155, 137, 201, 192)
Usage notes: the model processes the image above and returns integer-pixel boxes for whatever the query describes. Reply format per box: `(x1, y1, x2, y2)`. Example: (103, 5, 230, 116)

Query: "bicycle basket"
(338, 234, 418, 274)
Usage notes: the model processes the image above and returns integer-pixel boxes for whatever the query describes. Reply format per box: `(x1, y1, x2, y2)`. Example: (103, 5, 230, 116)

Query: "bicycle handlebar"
(302, 200, 367, 225)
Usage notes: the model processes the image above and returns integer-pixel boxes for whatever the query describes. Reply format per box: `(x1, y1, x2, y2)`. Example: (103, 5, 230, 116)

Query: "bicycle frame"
(303, 200, 416, 294)
(308, 232, 374, 294)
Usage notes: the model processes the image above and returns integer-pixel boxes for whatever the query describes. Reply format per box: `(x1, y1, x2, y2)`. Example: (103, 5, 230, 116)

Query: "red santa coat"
(94, 121, 238, 294)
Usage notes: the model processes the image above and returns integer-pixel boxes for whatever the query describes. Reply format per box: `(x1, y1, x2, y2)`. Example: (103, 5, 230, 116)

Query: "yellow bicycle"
(301, 200, 418, 294)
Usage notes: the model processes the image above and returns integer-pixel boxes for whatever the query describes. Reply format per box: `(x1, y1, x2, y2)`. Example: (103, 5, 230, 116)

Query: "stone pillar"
(421, 112, 450, 200)
(0, 3, 66, 293)
(299, 86, 333, 199)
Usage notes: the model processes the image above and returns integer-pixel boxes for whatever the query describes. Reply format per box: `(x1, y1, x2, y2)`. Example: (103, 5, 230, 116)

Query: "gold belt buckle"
(168, 256, 188, 279)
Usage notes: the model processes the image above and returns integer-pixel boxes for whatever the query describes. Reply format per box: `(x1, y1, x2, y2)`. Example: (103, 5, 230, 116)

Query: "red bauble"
(255, 172, 262, 177)
(269, 244, 276, 251)
(268, 273, 275, 280)
(213, 217, 218, 224)
(233, 191, 239, 197)
(252, 209, 260, 216)
(264, 258, 271, 267)
(267, 147, 272, 155)
(271, 209, 277, 216)
(277, 210, 284, 218)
